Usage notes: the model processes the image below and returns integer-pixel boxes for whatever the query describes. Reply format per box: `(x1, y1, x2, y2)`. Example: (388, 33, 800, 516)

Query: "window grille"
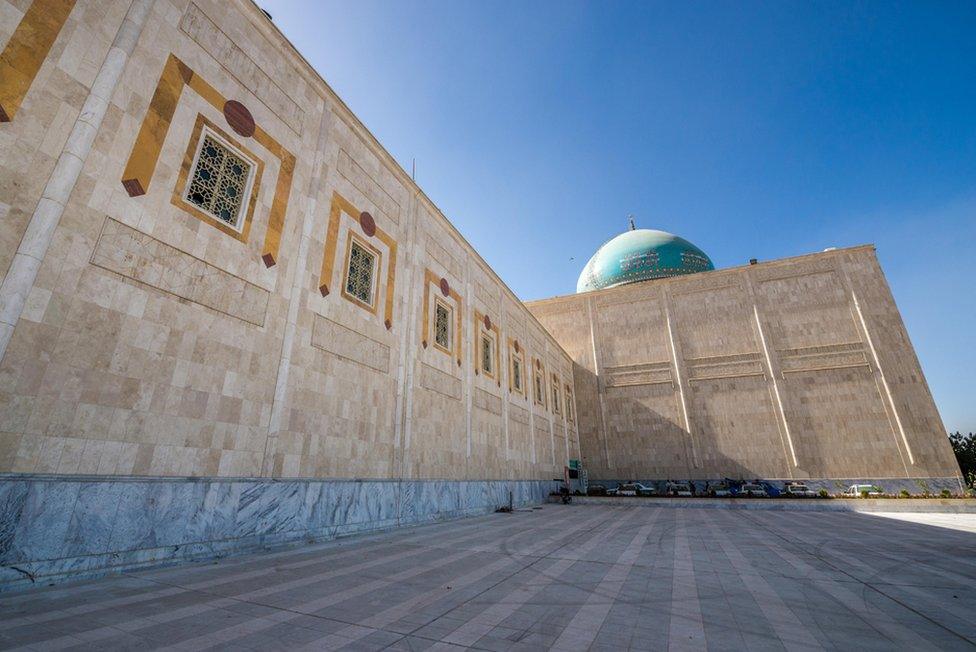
(481, 334, 493, 375)
(345, 241, 376, 306)
(434, 302, 451, 350)
(186, 133, 252, 227)
(512, 357, 522, 391)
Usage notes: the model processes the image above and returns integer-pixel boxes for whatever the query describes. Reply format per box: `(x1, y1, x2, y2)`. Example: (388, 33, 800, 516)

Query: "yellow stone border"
(319, 191, 398, 330)
(551, 372, 562, 415)
(120, 53, 295, 267)
(170, 114, 264, 243)
(532, 356, 548, 409)
(507, 337, 525, 396)
(473, 308, 501, 387)
(0, 0, 76, 122)
(420, 268, 463, 366)
(565, 383, 575, 422)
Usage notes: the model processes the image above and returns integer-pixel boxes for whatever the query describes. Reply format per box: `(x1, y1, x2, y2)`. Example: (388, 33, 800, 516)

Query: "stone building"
(528, 229, 961, 489)
(0, 0, 960, 589)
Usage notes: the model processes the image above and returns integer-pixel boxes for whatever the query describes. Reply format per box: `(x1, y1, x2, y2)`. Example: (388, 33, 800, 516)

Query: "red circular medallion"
(514, 340, 520, 353)
(483, 314, 491, 330)
(439, 277, 450, 297)
(359, 211, 376, 237)
(223, 100, 255, 138)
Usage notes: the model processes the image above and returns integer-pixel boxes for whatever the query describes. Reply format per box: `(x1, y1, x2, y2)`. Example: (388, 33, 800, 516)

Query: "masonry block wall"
(527, 247, 961, 485)
(0, 0, 580, 483)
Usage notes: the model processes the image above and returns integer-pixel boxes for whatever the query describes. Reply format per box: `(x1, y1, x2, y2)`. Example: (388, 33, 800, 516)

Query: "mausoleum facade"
(0, 0, 961, 589)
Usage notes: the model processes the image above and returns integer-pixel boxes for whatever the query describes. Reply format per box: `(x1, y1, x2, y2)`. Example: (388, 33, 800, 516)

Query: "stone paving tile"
(2, 506, 976, 651)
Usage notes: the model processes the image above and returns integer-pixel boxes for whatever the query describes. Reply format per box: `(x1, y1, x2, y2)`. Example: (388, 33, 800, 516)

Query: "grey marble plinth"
(0, 475, 557, 591)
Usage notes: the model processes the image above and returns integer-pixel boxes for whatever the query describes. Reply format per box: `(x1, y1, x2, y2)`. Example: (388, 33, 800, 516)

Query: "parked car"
(632, 483, 656, 496)
(587, 484, 608, 497)
(737, 483, 768, 497)
(614, 483, 654, 497)
(844, 484, 883, 497)
(783, 483, 817, 498)
(708, 481, 732, 497)
(666, 482, 693, 497)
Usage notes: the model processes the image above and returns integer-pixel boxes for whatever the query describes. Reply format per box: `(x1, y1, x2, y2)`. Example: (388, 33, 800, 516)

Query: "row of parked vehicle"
(586, 480, 885, 498)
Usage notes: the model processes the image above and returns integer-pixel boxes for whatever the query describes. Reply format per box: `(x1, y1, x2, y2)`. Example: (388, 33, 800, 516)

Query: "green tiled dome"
(577, 228, 714, 293)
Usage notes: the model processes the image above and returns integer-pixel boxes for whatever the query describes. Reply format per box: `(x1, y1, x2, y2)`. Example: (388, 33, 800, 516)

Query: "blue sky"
(269, 0, 975, 433)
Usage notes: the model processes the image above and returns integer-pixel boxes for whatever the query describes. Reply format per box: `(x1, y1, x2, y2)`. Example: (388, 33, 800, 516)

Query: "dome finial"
(628, 214, 636, 231)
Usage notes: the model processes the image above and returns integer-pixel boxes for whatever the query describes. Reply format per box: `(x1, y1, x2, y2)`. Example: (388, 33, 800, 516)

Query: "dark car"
(587, 484, 608, 496)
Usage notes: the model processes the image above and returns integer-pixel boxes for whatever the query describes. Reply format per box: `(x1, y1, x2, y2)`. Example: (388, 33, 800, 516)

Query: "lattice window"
(512, 356, 522, 392)
(481, 334, 493, 376)
(434, 301, 451, 350)
(186, 132, 253, 228)
(345, 240, 376, 306)
(552, 377, 561, 414)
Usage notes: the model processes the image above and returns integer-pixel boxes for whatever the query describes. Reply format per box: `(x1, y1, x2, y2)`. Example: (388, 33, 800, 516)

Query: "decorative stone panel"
(311, 314, 391, 373)
(90, 217, 270, 326)
(419, 362, 462, 400)
(179, 3, 305, 135)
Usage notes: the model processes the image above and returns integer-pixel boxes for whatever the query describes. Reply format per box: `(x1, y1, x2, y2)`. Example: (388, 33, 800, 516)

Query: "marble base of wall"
(0, 475, 558, 592)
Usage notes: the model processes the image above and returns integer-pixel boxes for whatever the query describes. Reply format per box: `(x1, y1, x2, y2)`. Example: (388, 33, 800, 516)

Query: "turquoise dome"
(577, 228, 714, 293)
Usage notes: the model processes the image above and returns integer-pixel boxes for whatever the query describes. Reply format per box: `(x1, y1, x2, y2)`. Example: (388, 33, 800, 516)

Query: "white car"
(844, 484, 883, 497)
(784, 483, 817, 498)
(614, 482, 655, 497)
(666, 482, 693, 497)
(737, 483, 768, 497)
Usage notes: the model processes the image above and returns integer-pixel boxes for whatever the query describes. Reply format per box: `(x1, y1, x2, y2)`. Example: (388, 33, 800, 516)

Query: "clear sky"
(268, 0, 975, 434)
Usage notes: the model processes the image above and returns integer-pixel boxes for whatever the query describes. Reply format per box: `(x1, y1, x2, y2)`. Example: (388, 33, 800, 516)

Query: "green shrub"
(940, 488, 952, 498)
(899, 489, 910, 498)
(817, 488, 829, 498)
(860, 489, 870, 498)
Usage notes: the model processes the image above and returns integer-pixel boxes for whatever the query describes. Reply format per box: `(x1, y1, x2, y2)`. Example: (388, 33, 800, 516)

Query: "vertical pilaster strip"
(835, 258, 913, 474)
(753, 304, 799, 470)
(393, 189, 421, 499)
(586, 295, 612, 470)
(463, 258, 472, 461)
(0, 0, 154, 362)
(399, 194, 424, 480)
(498, 288, 510, 473)
(742, 270, 798, 474)
(662, 287, 700, 470)
(0, 0, 77, 123)
(527, 353, 536, 467)
(261, 105, 332, 477)
(851, 290, 915, 466)
(546, 341, 556, 469)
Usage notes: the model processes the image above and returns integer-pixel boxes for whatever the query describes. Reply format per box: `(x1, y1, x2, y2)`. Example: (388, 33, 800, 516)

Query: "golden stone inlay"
(0, 0, 76, 122)
(320, 192, 398, 329)
(121, 53, 294, 267)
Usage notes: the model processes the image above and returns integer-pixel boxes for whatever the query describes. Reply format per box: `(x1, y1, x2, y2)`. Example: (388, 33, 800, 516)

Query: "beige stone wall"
(0, 0, 578, 480)
(527, 247, 961, 482)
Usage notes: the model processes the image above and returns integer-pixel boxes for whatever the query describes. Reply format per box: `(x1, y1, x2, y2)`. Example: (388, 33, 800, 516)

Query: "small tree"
(949, 431, 976, 488)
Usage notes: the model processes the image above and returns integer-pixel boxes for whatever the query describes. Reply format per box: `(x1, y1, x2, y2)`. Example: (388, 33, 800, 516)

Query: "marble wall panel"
(0, 475, 557, 590)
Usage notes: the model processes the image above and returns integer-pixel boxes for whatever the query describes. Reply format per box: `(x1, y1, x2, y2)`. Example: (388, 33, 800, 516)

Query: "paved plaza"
(2, 504, 975, 651)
